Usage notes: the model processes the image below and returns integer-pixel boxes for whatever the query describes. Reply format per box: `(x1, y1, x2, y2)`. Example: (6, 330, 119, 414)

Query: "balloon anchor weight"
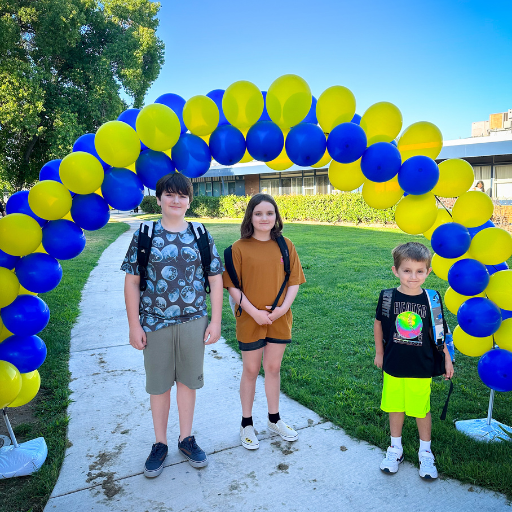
(0, 408, 48, 479)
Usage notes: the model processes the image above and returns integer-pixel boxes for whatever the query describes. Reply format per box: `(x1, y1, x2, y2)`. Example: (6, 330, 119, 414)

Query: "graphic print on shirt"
(393, 300, 427, 346)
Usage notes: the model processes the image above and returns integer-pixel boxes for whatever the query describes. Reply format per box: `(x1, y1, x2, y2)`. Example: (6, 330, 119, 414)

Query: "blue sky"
(142, 0, 512, 141)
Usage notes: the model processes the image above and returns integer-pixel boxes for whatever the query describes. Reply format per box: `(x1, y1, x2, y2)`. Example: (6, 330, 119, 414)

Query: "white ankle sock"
(391, 436, 402, 450)
(419, 439, 431, 452)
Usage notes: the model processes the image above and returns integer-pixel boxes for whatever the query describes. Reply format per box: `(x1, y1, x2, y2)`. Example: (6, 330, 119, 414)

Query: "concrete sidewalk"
(44, 222, 510, 512)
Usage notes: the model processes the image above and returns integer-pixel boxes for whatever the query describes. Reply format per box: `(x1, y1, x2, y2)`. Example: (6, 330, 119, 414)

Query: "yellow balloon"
(59, 152, 104, 195)
(362, 175, 403, 209)
(239, 149, 254, 164)
(0, 213, 42, 257)
(453, 325, 493, 357)
(398, 121, 443, 161)
(394, 193, 437, 235)
(486, 270, 512, 310)
(28, 181, 72, 221)
(125, 163, 136, 174)
(199, 133, 211, 145)
(32, 243, 46, 254)
(423, 208, 453, 240)
(19, 284, 37, 296)
(0, 360, 21, 408)
(266, 130, 293, 171)
(360, 102, 403, 145)
(317, 86, 356, 133)
(432, 159, 474, 198)
(183, 95, 219, 136)
(494, 319, 512, 351)
(223, 81, 263, 131)
(0, 323, 13, 342)
(431, 253, 468, 281)
(136, 104, 181, 152)
(8, 370, 41, 408)
(61, 211, 73, 221)
(451, 191, 493, 228)
(444, 287, 484, 315)
(328, 159, 365, 191)
(95, 120, 140, 167)
(0, 267, 19, 308)
(311, 146, 332, 169)
(266, 74, 312, 129)
(469, 228, 512, 265)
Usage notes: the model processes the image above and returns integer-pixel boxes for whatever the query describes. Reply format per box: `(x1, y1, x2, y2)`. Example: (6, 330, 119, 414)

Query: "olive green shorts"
(143, 315, 208, 395)
(381, 372, 432, 418)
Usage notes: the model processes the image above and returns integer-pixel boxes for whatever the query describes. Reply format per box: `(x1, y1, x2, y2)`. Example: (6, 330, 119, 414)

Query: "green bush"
(140, 195, 160, 214)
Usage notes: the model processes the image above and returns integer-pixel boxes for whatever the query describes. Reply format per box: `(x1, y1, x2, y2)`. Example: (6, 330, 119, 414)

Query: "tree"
(0, 0, 165, 191)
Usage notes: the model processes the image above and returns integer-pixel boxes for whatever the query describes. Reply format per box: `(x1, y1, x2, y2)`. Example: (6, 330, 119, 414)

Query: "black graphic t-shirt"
(375, 289, 438, 378)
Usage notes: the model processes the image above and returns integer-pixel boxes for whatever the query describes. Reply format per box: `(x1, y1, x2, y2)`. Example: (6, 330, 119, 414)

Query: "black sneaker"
(178, 435, 208, 468)
(144, 442, 168, 478)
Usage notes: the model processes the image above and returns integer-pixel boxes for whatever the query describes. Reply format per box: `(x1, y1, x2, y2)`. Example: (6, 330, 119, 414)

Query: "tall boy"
(374, 242, 454, 480)
(121, 172, 223, 478)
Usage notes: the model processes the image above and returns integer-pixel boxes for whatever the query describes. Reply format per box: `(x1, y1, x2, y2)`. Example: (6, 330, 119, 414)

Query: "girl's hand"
(204, 321, 221, 345)
(444, 356, 454, 380)
(252, 310, 273, 325)
(374, 353, 383, 369)
(265, 305, 287, 322)
(129, 325, 147, 350)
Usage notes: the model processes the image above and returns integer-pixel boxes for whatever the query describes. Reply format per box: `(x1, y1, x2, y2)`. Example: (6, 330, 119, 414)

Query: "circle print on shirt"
(396, 311, 423, 339)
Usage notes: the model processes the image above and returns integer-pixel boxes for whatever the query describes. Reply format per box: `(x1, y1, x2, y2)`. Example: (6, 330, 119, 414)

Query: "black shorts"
(238, 337, 291, 351)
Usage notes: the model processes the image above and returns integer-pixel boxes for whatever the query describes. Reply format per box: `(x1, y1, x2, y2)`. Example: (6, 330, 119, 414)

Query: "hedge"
(141, 193, 397, 224)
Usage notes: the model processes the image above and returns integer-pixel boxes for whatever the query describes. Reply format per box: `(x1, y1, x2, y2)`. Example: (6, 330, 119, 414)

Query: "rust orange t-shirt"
(223, 236, 306, 344)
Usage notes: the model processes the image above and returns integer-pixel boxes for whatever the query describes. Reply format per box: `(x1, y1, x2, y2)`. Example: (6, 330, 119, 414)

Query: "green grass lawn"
(198, 218, 512, 499)
(0, 222, 129, 512)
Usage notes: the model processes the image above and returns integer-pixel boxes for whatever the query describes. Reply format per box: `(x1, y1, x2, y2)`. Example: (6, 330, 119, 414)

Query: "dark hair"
(156, 172, 193, 203)
(392, 242, 432, 269)
(476, 180, 484, 188)
(240, 193, 283, 240)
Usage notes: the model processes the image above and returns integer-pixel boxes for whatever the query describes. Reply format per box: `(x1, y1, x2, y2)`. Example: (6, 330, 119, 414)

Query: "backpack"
(137, 221, 212, 293)
(224, 236, 290, 317)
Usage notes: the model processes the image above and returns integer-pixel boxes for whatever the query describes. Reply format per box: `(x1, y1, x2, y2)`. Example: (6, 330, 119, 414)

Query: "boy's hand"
(129, 324, 147, 350)
(444, 356, 454, 380)
(265, 305, 287, 322)
(374, 353, 383, 369)
(204, 321, 221, 345)
(252, 309, 273, 325)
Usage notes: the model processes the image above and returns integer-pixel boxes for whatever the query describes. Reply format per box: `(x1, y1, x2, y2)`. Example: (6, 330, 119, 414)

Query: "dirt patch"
(271, 440, 297, 456)
(277, 463, 289, 472)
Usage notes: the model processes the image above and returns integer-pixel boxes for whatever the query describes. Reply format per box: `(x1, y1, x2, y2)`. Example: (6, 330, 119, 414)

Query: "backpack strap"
(137, 221, 155, 292)
(189, 221, 212, 294)
(269, 236, 291, 312)
(224, 245, 243, 317)
(425, 289, 445, 350)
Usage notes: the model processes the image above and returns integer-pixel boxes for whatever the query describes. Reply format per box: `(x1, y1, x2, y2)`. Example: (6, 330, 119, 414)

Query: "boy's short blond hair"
(392, 242, 432, 269)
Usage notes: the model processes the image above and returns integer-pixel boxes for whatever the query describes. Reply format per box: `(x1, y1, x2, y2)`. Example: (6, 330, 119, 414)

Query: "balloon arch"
(1, 74, 512, 434)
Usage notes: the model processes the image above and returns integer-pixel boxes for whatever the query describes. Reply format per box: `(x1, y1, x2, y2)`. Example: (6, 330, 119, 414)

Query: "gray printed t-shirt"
(121, 219, 223, 332)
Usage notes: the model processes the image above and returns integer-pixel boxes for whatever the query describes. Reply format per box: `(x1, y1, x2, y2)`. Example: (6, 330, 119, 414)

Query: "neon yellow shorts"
(381, 372, 432, 418)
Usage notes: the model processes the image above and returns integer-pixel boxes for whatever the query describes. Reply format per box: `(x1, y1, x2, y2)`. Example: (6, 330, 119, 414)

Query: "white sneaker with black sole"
(380, 446, 404, 474)
(418, 450, 438, 479)
(267, 419, 299, 442)
(240, 425, 259, 450)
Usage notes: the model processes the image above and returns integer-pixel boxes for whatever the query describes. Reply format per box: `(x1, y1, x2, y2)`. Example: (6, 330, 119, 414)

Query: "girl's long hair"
(240, 193, 283, 240)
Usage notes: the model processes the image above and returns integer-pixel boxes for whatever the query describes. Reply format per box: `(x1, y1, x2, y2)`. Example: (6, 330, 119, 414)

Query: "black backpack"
(137, 221, 212, 293)
(224, 236, 290, 317)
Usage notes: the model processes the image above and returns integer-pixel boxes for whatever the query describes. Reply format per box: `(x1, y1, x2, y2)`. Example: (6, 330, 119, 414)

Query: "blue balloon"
(135, 150, 176, 190)
(360, 142, 402, 183)
(42, 220, 86, 260)
(448, 258, 490, 296)
(351, 114, 361, 125)
(327, 123, 367, 164)
(431, 222, 471, 259)
(39, 159, 62, 182)
(398, 155, 439, 195)
(70, 193, 110, 231)
(467, 220, 495, 239)
(15, 253, 63, 293)
(206, 89, 230, 125)
(501, 309, 512, 320)
(209, 125, 246, 165)
(478, 348, 512, 393)
(6, 191, 47, 227)
(73, 133, 110, 170)
(118, 108, 148, 150)
(0, 295, 50, 337)
(154, 93, 187, 134)
(487, 262, 509, 276)
(101, 168, 144, 211)
(246, 121, 284, 162)
(0, 249, 20, 270)
(171, 134, 211, 178)
(285, 123, 326, 167)
(0, 335, 47, 373)
(257, 91, 272, 122)
(457, 297, 502, 337)
(301, 96, 318, 124)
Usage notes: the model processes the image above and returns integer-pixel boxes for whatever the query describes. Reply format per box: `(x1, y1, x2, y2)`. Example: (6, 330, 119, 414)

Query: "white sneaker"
(380, 446, 404, 474)
(267, 419, 299, 442)
(240, 425, 259, 450)
(418, 450, 438, 479)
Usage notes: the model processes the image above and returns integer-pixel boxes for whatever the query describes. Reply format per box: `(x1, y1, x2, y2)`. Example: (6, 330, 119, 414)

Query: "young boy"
(374, 242, 454, 480)
(121, 172, 224, 478)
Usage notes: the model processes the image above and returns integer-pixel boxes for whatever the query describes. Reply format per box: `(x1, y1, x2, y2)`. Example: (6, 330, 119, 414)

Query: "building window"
(205, 182, 212, 196)
(472, 165, 492, 196)
(304, 176, 314, 195)
(260, 178, 280, 196)
(316, 174, 329, 194)
(495, 164, 512, 199)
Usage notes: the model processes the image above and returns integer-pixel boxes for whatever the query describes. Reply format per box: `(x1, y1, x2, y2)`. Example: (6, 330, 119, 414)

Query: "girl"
(223, 193, 306, 449)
